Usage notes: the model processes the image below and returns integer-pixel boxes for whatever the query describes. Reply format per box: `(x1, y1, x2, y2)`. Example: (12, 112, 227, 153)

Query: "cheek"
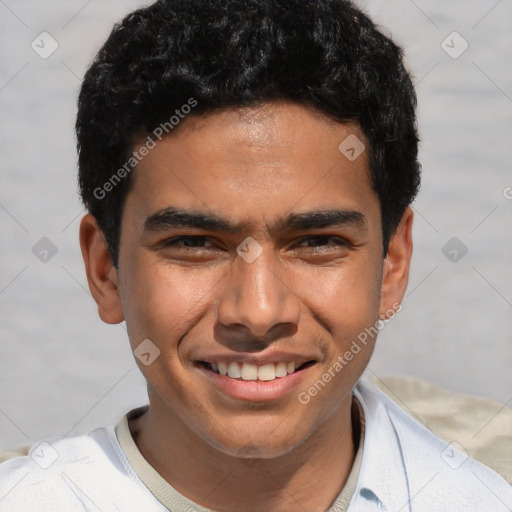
(119, 255, 219, 351)
(118, 258, 218, 407)
(299, 256, 382, 343)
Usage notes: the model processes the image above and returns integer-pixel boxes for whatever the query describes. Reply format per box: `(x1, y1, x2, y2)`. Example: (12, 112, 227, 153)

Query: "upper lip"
(196, 351, 318, 367)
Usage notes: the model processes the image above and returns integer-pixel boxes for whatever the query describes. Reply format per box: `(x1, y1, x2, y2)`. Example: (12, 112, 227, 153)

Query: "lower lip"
(196, 364, 314, 402)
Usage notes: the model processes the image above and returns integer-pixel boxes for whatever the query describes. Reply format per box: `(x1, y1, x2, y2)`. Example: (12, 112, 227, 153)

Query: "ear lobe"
(379, 207, 414, 318)
(79, 214, 124, 324)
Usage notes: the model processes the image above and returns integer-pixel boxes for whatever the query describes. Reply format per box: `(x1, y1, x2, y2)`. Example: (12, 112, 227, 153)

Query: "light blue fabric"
(347, 376, 512, 511)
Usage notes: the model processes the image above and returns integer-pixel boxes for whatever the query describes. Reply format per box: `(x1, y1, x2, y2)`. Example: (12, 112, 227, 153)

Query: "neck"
(130, 392, 359, 512)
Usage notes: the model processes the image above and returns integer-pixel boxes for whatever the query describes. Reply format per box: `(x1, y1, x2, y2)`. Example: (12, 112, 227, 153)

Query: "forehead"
(124, 102, 379, 230)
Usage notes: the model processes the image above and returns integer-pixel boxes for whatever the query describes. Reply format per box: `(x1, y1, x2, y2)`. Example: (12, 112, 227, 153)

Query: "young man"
(1, 0, 511, 510)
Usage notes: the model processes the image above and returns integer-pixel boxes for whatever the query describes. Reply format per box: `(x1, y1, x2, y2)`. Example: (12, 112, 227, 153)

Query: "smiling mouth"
(197, 360, 316, 382)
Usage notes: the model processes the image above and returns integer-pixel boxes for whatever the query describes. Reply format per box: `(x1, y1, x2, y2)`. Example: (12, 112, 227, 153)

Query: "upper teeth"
(212, 361, 298, 381)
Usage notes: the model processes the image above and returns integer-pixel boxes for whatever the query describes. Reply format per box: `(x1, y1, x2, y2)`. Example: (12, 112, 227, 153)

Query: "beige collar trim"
(115, 398, 365, 512)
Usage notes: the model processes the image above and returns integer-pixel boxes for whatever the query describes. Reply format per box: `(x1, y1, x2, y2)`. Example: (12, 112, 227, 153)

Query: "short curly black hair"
(77, 0, 420, 267)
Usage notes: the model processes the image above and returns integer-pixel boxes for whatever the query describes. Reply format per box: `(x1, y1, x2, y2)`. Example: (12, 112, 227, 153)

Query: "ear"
(79, 214, 124, 324)
(379, 207, 414, 318)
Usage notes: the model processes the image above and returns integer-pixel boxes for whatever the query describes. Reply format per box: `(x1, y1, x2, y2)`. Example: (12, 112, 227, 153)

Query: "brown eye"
(162, 236, 213, 248)
(295, 236, 350, 248)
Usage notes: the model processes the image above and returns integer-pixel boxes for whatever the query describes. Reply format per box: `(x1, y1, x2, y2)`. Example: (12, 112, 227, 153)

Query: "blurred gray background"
(1, 0, 511, 450)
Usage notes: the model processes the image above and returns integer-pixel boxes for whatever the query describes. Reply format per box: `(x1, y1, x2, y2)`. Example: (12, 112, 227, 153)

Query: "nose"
(215, 247, 301, 342)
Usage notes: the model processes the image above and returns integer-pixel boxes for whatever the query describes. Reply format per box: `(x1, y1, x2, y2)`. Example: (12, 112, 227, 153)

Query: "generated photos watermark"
(298, 302, 402, 405)
(93, 97, 198, 200)
(134, 339, 161, 366)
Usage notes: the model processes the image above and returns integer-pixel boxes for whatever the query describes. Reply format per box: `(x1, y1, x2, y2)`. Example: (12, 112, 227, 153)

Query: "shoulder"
(353, 376, 512, 510)
(0, 426, 162, 511)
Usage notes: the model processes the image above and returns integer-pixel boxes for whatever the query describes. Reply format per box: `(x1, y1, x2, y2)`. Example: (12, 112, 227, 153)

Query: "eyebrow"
(143, 206, 367, 234)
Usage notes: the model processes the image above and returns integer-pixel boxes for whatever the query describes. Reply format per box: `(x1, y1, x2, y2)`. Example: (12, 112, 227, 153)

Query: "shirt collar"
(115, 375, 412, 512)
(349, 375, 412, 511)
(115, 406, 211, 511)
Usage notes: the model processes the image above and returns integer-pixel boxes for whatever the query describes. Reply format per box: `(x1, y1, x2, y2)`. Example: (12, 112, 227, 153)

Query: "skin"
(80, 102, 413, 512)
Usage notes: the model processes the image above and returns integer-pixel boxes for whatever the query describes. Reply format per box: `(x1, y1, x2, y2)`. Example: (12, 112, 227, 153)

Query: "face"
(81, 102, 412, 458)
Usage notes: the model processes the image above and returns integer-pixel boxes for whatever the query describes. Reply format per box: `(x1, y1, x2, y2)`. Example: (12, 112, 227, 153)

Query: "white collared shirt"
(347, 376, 512, 511)
(0, 376, 511, 511)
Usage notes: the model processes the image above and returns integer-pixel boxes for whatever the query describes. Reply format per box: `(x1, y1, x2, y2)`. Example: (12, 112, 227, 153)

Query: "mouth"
(194, 358, 318, 402)
(198, 360, 316, 381)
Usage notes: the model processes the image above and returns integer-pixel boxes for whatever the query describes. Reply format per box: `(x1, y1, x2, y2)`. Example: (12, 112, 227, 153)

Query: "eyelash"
(295, 235, 350, 249)
(161, 235, 350, 250)
(163, 236, 213, 248)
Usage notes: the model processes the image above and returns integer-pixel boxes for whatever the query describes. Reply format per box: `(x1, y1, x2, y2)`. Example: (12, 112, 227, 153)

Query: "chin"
(200, 413, 314, 459)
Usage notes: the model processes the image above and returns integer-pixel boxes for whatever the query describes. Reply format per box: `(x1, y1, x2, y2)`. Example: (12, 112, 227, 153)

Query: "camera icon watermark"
(30, 441, 59, 469)
(442, 237, 468, 263)
(441, 31, 468, 59)
(32, 237, 58, 263)
(503, 187, 512, 200)
(441, 441, 469, 469)
(338, 134, 365, 162)
(134, 339, 161, 366)
(31, 32, 59, 59)
(236, 237, 263, 263)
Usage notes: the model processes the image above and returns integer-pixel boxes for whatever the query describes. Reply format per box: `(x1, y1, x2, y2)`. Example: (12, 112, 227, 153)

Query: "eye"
(161, 236, 215, 249)
(294, 235, 350, 249)
(156, 235, 228, 264)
